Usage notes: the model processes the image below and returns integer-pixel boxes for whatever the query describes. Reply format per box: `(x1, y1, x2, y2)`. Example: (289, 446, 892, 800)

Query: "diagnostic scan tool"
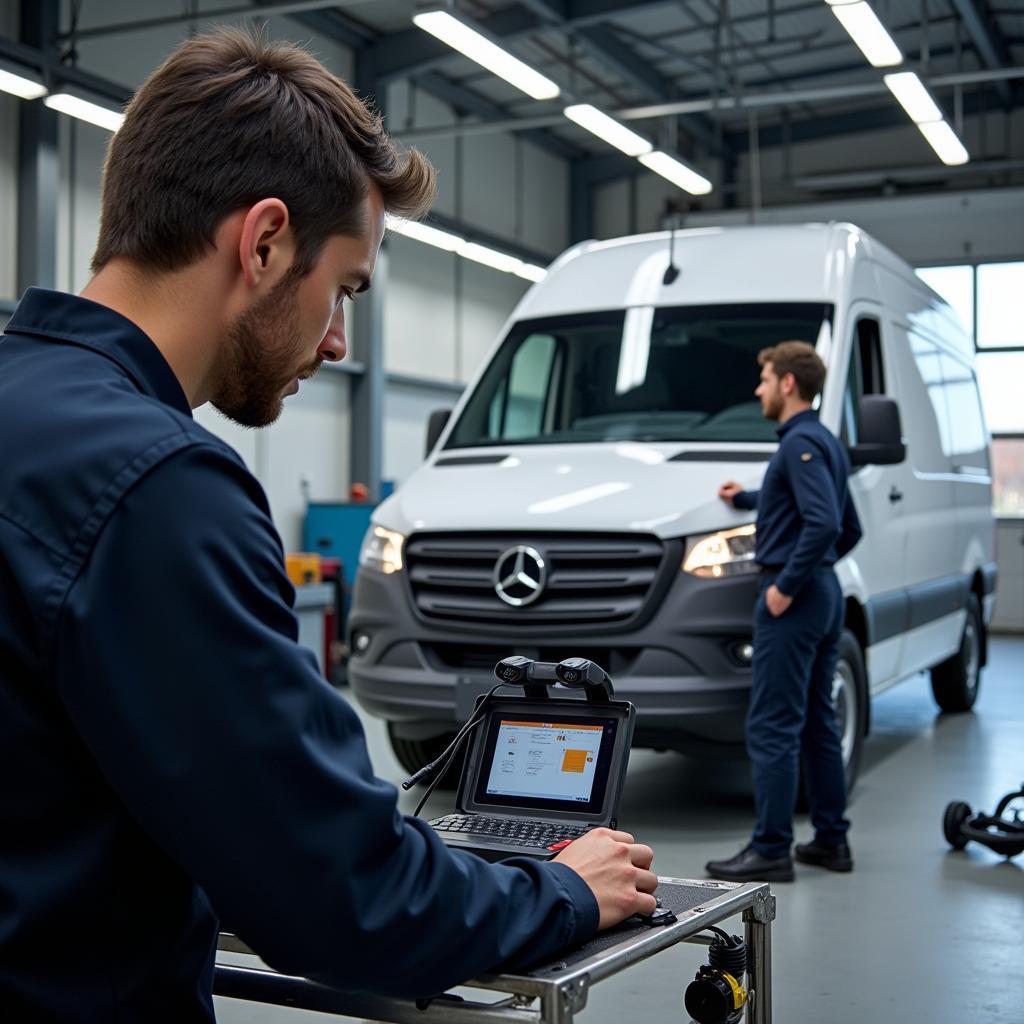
(406, 657, 635, 862)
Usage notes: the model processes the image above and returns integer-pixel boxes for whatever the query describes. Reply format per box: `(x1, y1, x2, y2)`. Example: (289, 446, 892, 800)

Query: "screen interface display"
(485, 719, 603, 803)
(471, 711, 619, 815)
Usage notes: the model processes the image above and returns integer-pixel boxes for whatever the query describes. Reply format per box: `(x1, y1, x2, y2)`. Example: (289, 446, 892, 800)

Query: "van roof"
(516, 222, 913, 319)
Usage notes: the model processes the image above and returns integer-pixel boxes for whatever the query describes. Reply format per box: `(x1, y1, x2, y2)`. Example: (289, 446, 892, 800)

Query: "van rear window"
(447, 303, 833, 448)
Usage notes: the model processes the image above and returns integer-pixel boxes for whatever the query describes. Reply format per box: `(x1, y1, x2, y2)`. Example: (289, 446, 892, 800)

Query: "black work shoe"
(794, 839, 853, 873)
(705, 845, 794, 883)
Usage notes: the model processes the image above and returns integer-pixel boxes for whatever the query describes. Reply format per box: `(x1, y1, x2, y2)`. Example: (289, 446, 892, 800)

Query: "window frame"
(914, 258, 1024, 354)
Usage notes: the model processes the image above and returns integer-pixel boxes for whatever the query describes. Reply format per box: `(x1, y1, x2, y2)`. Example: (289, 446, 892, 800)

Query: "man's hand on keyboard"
(553, 828, 658, 929)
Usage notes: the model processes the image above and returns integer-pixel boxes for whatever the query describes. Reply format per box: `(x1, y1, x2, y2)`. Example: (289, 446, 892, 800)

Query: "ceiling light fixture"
(44, 90, 124, 132)
(917, 120, 969, 166)
(563, 104, 652, 156)
(412, 9, 560, 101)
(827, 1, 903, 68)
(883, 71, 943, 123)
(386, 215, 547, 283)
(0, 60, 46, 100)
(638, 151, 714, 196)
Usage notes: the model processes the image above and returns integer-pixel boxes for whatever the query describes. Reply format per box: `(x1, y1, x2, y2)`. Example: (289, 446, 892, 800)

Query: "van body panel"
(377, 444, 773, 539)
(350, 223, 996, 759)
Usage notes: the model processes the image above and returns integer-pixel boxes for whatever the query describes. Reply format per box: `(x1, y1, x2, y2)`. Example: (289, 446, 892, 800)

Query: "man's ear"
(238, 198, 296, 291)
(781, 371, 797, 397)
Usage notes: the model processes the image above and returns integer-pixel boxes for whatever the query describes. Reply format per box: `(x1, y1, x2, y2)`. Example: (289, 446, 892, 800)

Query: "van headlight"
(682, 525, 757, 578)
(359, 525, 406, 575)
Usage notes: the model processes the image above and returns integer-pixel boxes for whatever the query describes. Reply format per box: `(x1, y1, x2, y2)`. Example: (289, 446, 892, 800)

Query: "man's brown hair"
(758, 340, 826, 401)
(92, 27, 435, 275)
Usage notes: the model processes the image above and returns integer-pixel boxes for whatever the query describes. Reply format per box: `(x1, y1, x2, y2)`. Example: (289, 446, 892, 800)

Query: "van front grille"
(404, 532, 669, 628)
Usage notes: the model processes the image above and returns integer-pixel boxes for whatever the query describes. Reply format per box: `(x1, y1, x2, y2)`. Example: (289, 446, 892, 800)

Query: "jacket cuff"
(545, 862, 600, 947)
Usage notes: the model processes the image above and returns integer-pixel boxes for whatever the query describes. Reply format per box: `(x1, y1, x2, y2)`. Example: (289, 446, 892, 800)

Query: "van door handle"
(889, 486, 903, 504)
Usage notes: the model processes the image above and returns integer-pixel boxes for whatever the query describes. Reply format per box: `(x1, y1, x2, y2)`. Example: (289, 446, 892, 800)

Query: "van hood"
(376, 443, 773, 540)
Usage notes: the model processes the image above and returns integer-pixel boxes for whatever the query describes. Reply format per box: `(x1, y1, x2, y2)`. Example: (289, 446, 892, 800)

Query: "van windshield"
(447, 303, 834, 448)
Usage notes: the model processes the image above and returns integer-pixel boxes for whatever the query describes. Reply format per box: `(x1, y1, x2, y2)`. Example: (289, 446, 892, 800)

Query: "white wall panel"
(387, 82, 458, 220)
(384, 382, 463, 488)
(593, 178, 632, 242)
(462, 130, 518, 240)
(458, 261, 527, 384)
(522, 141, 569, 256)
(262, 371, 352, 551)
(384, 234, 458, 380)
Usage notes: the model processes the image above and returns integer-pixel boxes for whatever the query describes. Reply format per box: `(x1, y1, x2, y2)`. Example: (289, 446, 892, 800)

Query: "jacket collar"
(5, 288, 192, 418)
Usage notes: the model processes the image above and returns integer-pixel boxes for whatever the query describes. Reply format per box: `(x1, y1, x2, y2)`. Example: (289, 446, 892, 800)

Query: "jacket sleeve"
(774, 438, 842, 598)
(52, 443, 598, 997)
(836, 487, 864, 560)
(732, 489, 759, 510)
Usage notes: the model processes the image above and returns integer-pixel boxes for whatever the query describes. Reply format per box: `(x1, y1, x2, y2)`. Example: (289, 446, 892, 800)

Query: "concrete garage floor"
(216, 637, 1023, 1024)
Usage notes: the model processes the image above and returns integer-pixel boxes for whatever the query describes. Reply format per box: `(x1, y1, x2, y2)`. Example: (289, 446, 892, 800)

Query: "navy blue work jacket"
(0, 288, 598, 1021)
(733, 409, 863, 597)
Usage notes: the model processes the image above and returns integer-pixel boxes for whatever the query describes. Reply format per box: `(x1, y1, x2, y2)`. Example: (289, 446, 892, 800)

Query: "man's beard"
(212, 273, 319, 428)
(761, 388, 784, 421)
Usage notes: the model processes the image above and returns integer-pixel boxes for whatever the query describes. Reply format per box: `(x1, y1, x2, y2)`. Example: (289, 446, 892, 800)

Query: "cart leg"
(743, 891, 776, 1024)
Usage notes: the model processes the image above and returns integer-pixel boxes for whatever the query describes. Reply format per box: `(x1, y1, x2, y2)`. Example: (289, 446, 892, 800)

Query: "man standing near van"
(707, 341, 862, 882)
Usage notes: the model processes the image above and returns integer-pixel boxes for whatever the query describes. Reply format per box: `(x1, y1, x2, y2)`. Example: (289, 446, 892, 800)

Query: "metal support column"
(16, 0, 60, 296)
(743, 890, 776, 1024)
(348, 247, 386, 501)
(348, 51, 385, 501)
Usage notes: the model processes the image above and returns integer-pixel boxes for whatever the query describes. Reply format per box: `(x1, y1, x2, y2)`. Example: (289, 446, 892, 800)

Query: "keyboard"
(431, 814, 593, 849)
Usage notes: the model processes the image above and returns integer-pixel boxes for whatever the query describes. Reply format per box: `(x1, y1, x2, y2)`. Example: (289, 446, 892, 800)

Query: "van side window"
(841, 318, 884, 447)
(488, 334, 558, 441)
(940, 355, 990, 475)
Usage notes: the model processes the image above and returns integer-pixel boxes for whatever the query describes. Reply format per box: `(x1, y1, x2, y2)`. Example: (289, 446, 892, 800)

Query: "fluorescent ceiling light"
(412, 10, 559, 101)
(638, 151, 713, 196)
(44, 90, 124, 132)
(514, 263, 547, 283)
(563, 104, 652, 157)
(385, 215, 462, 251)
(0, 64, 46, 100)
(917, 120, 969, 166)
(386, 214, 547, 282)
(830, 2, 902, 68)
(883, 72, 943, 124)
(457, 241, 523, 274)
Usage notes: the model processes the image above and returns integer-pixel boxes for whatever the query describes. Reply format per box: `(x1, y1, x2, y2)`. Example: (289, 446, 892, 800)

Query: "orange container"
(286, 552, 322, 586)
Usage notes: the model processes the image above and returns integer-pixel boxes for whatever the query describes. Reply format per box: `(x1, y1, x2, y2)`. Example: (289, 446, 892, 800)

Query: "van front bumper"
(348, 563, 761, 752)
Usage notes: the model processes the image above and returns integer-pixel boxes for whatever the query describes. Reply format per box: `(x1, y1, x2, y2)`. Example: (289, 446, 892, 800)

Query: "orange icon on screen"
(561, 750, 587, 773)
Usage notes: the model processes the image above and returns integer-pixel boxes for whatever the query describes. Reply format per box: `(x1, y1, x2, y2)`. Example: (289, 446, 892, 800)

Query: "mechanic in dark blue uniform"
(706, 341, 863, 883)
(0, 30, 656, 1021)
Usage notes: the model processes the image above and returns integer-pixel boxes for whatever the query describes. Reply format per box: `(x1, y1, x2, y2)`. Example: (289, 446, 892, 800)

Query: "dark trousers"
(747, 568, 850, 859)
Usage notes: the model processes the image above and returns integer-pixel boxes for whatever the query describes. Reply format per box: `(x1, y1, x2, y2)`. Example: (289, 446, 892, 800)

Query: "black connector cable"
(403, 682, 508, 818)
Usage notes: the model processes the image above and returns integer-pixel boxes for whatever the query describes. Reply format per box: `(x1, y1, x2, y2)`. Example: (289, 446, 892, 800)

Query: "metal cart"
(215, 876, 775, 1024)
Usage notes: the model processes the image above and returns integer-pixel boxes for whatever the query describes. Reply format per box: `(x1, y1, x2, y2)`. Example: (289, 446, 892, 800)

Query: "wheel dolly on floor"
(216, 878, 775, 1024)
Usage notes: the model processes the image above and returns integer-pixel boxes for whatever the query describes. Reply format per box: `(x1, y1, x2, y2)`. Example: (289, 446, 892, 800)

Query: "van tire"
(797, 628, 867, 808)
(387, 725, 464, 789)
(931, 594, 982, 713)
(835, 628, 868, 794)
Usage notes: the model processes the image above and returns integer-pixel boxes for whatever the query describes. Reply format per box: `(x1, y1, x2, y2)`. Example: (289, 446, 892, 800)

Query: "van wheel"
(833, 629, 868, 794)
(387, 724, 464, 790)
(931, 594, 982, 713)
(797, 628, 867, 807)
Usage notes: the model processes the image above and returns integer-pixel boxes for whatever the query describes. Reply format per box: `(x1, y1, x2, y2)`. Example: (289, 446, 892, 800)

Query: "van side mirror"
(849, 396, 906, 467)
(425, 409, 452, 457)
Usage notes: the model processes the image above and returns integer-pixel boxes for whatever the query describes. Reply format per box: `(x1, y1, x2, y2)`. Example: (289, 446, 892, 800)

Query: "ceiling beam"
(412, 71, 581, 160)
(947, 0, 1013, 106)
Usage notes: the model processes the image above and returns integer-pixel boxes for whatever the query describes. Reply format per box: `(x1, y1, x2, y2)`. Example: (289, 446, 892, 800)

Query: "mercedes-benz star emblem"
(493, 545, 547, 607)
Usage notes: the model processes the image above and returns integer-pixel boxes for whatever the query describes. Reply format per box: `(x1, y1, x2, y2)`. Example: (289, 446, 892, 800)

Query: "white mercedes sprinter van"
(349, 223, 997, 787)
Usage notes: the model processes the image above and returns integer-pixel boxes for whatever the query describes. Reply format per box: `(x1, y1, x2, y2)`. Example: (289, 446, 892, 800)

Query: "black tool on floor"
(683, 926, 748, 1024)
(943, 782, 1024, 858)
